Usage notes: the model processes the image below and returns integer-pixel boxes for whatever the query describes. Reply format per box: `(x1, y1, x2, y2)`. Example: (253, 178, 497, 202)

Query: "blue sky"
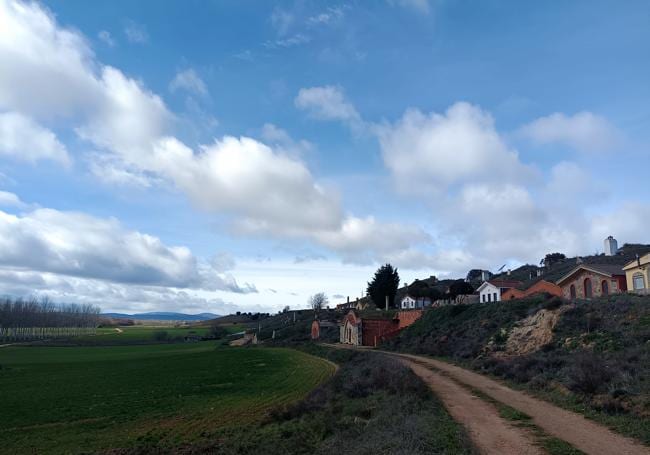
(0, 0, 649, 314)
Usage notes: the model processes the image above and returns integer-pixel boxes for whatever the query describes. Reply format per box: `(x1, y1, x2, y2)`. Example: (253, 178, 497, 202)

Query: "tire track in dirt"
(395, 352, 649, 455)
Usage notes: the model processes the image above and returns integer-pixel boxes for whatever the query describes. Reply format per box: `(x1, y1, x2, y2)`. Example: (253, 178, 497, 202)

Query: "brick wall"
(396, 310, 423, 329)
(361, 319, 399, 347)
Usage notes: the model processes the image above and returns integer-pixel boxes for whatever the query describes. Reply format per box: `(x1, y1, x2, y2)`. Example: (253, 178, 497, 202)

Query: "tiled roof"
(556, 264, 625, 284)
(489, 280, 523, 288)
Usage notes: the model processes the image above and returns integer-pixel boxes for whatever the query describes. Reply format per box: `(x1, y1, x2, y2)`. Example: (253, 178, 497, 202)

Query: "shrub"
(567, 352, 613, 395)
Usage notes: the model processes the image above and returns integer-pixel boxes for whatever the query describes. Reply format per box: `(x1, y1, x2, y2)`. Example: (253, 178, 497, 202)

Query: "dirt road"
(327, 344, 649, 455)
(406, 359, 543, 454)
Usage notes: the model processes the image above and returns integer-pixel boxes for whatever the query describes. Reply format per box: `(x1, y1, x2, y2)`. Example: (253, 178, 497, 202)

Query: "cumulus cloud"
(520, 111, 621, 152)
(0, 112, 71, 165)
(0, 0, 432, 269)
(0, 190, 25, 208)
(295, 85, 363, 130)
(260, 123, 313, 157)
(87, 153, 158, 188)
(378, 102, 533, 195)
(0, 206, 256, 293)
(313, 216, 430, 264)
(169, 68, 208, 97)
(148, 136, 344, 233)
(0, 268, 240, 315)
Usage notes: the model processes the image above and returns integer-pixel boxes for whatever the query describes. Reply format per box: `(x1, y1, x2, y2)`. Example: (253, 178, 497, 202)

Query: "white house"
(476, 280, 522, 303)
(400, 295, 431, 309)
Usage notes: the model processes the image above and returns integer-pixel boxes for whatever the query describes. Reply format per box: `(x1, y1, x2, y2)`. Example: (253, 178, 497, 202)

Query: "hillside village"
(328, 236, 650, 347)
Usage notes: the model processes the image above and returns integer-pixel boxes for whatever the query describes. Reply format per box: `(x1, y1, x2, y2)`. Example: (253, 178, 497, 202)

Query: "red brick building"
(339, 310, 423, 347)
(501, 280, 563, 300)
(556, 264, 627, 300)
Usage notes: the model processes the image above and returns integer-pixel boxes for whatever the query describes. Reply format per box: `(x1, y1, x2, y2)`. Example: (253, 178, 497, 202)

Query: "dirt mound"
(502, 305, 572, 356)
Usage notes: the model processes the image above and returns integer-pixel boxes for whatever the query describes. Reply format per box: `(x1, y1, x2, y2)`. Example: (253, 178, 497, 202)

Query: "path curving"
(397, 353, 649, 455)
(325, 344, 650, 455)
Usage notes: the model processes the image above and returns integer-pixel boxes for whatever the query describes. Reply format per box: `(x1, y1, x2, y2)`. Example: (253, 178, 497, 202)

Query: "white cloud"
(123, 19, 148, 44)
(169, 68, 208, 97)
(148, 136, 344, 233)
(0, 190, 25, 208)
(0, 268, 241, 315)
(0, 0, 98, 119)
(295, 85, 363, 129)
(0, 206, 255, 293)
(313, 216, 431, 264)
(0, 0, 433, 270)
(0, 0, 172, 153)
(519, 111, 620, 152)
(87, 152, 157, 188)
(0, 112, 71, 165)
(260, 123, 313, 157)
(97, 30, 115, 47)
(378, 102, 532, 195)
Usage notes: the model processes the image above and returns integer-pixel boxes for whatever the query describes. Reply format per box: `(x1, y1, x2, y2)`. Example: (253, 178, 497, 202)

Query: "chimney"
(507, 269, 511, 276)
(347, 296, 349, 304)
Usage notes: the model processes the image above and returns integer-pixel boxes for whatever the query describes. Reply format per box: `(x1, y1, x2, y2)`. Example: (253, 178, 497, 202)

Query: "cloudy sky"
(1, 0, 649, 314)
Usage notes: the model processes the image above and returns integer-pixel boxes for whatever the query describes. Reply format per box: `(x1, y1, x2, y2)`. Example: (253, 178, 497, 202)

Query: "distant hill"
(102, 312, 220, 322)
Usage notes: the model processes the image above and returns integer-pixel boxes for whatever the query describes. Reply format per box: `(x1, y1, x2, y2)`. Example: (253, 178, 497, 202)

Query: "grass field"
(71, 325, 211, 344)
(0, 343, 335, 454)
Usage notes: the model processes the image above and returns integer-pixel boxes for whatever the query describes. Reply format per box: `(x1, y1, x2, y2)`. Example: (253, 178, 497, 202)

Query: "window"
(570, 284, 576, 299)
(482, 294, 486, 303)
(493, 292, 498, 302)
(584, 278, 592, 298)
(488, 293, 492, 302)
(633, 273, 646, 290)
(601, 280, 609, 296)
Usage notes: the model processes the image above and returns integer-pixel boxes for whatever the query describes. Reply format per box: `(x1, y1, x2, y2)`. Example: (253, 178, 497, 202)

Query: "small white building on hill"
(400, 295, 432, 309)
(476, 280, 522, 303)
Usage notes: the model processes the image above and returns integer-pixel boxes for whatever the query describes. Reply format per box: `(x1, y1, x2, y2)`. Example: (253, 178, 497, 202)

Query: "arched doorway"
(584, 278, 592, 298)
(570, 284, 576, 299)
(601, 280, 609, 296)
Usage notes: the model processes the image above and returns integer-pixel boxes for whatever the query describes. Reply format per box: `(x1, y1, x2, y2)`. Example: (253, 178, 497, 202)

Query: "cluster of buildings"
(336, 236, 650, 347)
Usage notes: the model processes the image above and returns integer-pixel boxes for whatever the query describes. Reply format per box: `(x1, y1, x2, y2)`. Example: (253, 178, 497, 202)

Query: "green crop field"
(76, 325, 211, 344)
(0, 343, 335, 454)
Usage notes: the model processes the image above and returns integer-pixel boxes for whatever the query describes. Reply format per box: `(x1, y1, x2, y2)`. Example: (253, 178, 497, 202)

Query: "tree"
(282, 305, 290, 313)
(541, 252, 566, 268)
(309, 292, 328, 311)
(448, 280, 474, 299)
(367, 264, 400, 309)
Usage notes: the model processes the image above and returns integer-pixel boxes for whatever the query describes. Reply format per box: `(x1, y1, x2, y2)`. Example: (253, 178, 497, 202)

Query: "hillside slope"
(387, 294, 650, 444)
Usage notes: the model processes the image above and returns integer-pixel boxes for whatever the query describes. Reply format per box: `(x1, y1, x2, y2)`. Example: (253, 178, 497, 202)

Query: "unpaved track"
(397, 353, 649, 455)
(405, 359, 543, 454)
(326, 344, 649, 455)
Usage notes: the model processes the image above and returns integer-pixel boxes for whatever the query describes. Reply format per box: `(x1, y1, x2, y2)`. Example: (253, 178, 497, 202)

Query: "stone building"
(556, 264, 627, 299)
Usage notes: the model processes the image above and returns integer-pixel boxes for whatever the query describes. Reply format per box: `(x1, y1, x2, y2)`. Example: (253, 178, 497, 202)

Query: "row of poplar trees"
(0, 297, 101, 342)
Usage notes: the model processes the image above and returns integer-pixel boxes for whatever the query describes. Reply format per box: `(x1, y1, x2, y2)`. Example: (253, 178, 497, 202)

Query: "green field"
(73, 325, 211, 344)
(0, 343, 335, 454)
